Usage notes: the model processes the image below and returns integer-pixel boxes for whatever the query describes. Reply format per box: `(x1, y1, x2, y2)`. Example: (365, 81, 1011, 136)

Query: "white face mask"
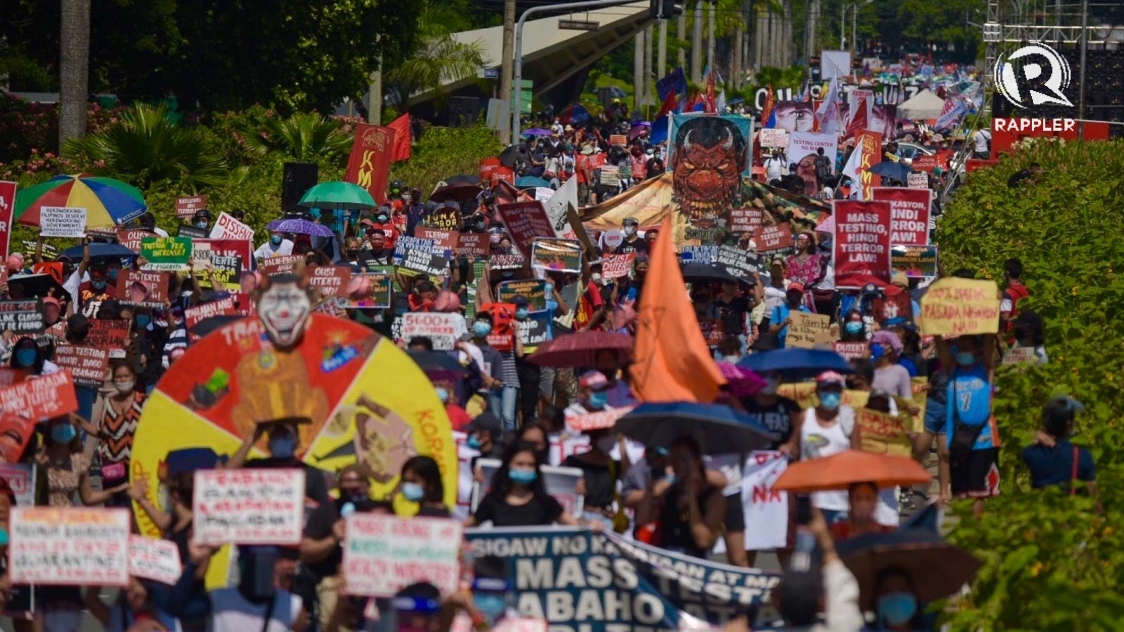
(114, 380, 135, 394)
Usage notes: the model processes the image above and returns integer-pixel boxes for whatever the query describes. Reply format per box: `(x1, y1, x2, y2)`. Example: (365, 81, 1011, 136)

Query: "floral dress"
(786, 253, 825, 312)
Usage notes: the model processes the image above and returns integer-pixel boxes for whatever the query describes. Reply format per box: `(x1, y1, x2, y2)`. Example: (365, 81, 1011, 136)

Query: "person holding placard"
(225, 418, 331, 506)
(39, 415, 127, 508)
(797, 372, 861, 525)
(1009, 310, 1048, 366)
(766, 283, 812, 349)
(91, 361, 147, 509)
(465, 441, 579, 528)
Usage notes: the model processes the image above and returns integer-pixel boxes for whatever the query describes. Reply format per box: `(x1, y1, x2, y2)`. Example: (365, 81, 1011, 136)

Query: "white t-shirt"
(972, 129, 991, 153)
(254, 239, 295, 261)
(209, 588, 302, 632)
(765, 157, 786, 181)
(800, 406, 854, 512)
(763, 283, 789, 317)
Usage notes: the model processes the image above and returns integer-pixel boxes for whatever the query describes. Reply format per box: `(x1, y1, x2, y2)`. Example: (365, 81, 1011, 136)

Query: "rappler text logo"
(993, 43, 1073, 109)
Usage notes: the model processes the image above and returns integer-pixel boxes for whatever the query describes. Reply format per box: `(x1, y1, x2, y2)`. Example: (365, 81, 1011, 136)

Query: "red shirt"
(446, 404, 472, 432)
(374, 222, 399, 251)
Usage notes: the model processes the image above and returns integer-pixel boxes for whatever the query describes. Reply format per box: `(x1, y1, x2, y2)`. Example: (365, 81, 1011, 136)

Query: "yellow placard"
(787, 312, 833, 349)
(919, 277, 1000, 336)
(856, 408, 913, 457)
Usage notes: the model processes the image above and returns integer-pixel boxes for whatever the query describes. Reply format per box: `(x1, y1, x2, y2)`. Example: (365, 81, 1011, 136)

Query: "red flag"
(656, 90, 677, 119)
(345, 124, 396, 205)
(386, 114, 412, 162)
(760, 86, 775, 127)
(844, 96, 869, 140)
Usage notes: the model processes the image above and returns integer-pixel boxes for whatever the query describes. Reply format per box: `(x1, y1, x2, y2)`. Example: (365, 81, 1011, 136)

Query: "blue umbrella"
(522, 128, 551, 137)
(266, 217, 335, 237)
(868, 160, 915, 183)
(61, 242, 137, 261)
(515, 176, 551, 189)
(615, 402, 778, 454)
(736, 348, 854, 382)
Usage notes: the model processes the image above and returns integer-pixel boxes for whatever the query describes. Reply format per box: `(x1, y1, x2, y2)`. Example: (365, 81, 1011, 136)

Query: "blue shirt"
(944, 363, 995, 450)
(1022, 440, 1096, 489)
(771, 303, 811, 348)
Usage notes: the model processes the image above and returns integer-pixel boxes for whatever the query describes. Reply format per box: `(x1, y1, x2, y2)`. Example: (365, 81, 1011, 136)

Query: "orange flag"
(629, 216, 727, 403)
(387, 114, 412, 162)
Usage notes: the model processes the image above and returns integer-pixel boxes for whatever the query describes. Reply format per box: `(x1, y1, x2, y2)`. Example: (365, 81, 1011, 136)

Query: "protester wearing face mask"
(254, 231, 295, 261)
(39, 414, 127, 509)
(88, 361, 145, 509)
(868, 568, 928, 631)
(799, 372, 861, 524)
(190, 209, 213, 231)
(366, 207, 399, 251)
(398, 455, 451, 518)
(614, 217, 648, 255)
(80, 267, 116, 308)
(465, 441, 579, 527)
(564, 425, 628, 530)
(839, 309, 867, 342)
(592, 349, 636, 408)
(767, 283, 812, 349)
(226, 419, 332, 506)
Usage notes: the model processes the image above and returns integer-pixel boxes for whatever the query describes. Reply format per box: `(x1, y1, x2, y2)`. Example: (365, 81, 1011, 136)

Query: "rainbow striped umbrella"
(15, 174, 147, 229)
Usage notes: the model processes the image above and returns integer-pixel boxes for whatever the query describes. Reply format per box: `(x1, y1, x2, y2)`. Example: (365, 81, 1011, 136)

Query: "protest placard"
(907, 173, 929, 189)
(402, 312, 464, 350)
(497, 279, 548, 312)
(194, 239, 253, 273)
(856, 408, 912, 457)
(1002, 346, 1039, 365)
(598, 165, 620, 187)
(529, 238, 582, 274)
(394, 236, 450, 277)
(497, 202, 555, 256)
(0, 299, 44, 334)
(193, 468, 305, 545)
(340, 272, 392, 309)
(609, 134, 628, 147)
(86, 319, 130, 349)
(679, 245, 718, 264)
(175, 195, 207, 220)
(872, 290, 912, 325)
(177, 225, 208, 239)
(207, 254, 243, 290)
(118, 270, 169, 306)
(472, 459, 585, 517)
(9, 507, 131, 586)
(258, 255, 304, 276)
(729, 207, 765, 234)
(309, 265, 351, 299)
(919, 277, 1000, 336)
(518, 312, 552, 348)
(39, 207, 87, 238)
(208, 212, 254, 241)
(416, 227, 459, 252)
(717, 244, 763, 280)
(786, 312, 832, 348)
(423, 206, 460, 231)
(911, 154, 938, 172)
(0, 369, 79, 421)
(753, 223, 795, 252)
(52, 345, 109, 387)
(601, 253, 636, 280)
(544, 177, 580, 242)
(0, 463, 36, 508)
(565, 407, 633, 432)
(479, 303, 515, 351)
(0, 181, 14, 261)
(833, 341, 868, 360)
(456, 232, 489, 257)
(873, 188, 931, 246)
(141, 237, 193, 271)
(759, 128, 788, 148)
(117, 229, 155, 252)
(892, 245, 938, 280)
(533, 187, 554, 202)
(184, 296, 239, 333)
(832, 200, 892, 287)
(343, 514, 463, 597)
(128, 536, 183, 585)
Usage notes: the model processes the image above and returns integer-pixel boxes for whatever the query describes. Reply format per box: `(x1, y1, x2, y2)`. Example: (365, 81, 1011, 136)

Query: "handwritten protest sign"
(193, 468, 305, 545)
(309, 265, 351, 299)
(856, 408, 912, 457)
(0, 299, 45, 334)
(873, 188, 930, 246)
(833, 341, 868, 360)
(10, 507, 130, 586)
(892, 245, 938, 280)
(394, 236, 450, 277)
(0, 370, 79, 421)
(118, 270, 169, 306)
(184, 296, 239, 335)
(1003, 346, 1039, 365)
(729, 207, 765, 234)
(40, 207, 87, 238)
(87, 319, 130, 350)
(0, 464, 36, 508)
(717, 244, 763, 279)
(601, 253, 636, 280)
(118, 229, 155, 252)
(128, 536, 183, 585)
(208, 212, 254, 241)
(497, 279, 548, 312)
(759, 128, 788, 148)
(456, 232, 488, 257)
(907, 173, 929, 189)
(175, 195, 207, 220)
(530, 238, 582, 273)
(141, 237, 193, 271)
(497, 202, 555, 256)
(423, 206, 460, 231)
(258, 255, 304, 276)
(52, 345, 109, 387)
(753, 223, 795, 252)
(832, 200, 892, 287)
(565, 406, 634, 432)
(416, 227, 459, 252)
(786, 312, 832, 348)
(920, 278, 1000, 336)
(343, 514, 463, 597)
(402, 312, 464, 350)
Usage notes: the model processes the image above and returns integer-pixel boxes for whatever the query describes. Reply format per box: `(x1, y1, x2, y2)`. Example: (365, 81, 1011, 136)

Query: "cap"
(579, 370, 610, 390)
(786, 283, 805, 294)
(891, 270, 910, 288)
(815, 371, 846, 386)
(42, 296, 61, 308)
(466, 412, 502, 434)
(623, 217, 639, 228)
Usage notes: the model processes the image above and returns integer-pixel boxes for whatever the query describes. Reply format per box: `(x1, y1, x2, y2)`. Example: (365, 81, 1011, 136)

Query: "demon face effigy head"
(671, 117, 749, 223)
(256, 273, 312, 350)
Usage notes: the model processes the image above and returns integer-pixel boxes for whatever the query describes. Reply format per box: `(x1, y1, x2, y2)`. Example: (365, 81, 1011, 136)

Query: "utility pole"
(851, 3, 857, 58)
(634, 30, 645, 112)
(658, 17, 668, 78)
(1078, 0, 1088, 139)
(805, 0, 819, 64)
(706, 0, 715, 77)
(644, 22, 654, 110)
(499, 0, 516, 145)
(678, 12, 687, 69)
(692, 1, 703, 82)
(367, 61, 382, 125)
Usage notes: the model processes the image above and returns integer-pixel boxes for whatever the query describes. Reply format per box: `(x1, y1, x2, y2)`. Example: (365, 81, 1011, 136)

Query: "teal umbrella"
(515, 176, 551, 189)
(298, 181, 377, 210)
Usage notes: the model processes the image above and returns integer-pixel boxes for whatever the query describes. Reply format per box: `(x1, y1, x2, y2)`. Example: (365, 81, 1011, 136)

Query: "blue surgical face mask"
(15, 348, 36, 367)
(588, 392, 608, 410)
(271, 235, 282, 246)
(844, 321, 863, 336)
(377, 215, 388, 223)
(473, 593, 507, 621)
(956, 351, 977, 367)
(195, 221, 208, 229)
(92, 280, 107, 291)
(401, 482, 425, 502)
(435, 387, 449, 404)
(515, 308, 529, 319)
(473, 322, 492, 337)
(51, 423, 76, 444)
(818, 391, 842, 410)
(508, 468, 538, 485)
(544, 283, 554, 294)
(269, 434, 297, 459)
(870, 343, 886, 360)
(466, 435, 482, 450)
(878, 592, 918, 626)
(136, 314, 151, 329)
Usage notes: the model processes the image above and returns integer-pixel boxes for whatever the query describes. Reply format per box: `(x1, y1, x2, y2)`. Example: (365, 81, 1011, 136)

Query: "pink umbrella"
(716, 362, 767, 398)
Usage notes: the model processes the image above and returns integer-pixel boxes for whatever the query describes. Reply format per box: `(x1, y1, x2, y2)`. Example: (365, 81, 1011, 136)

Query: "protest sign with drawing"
(52, 345, 110, 387)
(193, 468, 305, 545)
(128, 535, 183, 585)
(342, 514, 463, 597)
(497, 279, 548, 312)
(0, 299, 45, 334)
(208, 212, 255, 241)
(856, 408, 912, 457)
(309, 265, 352, 299)
(601, 253, 636, 280)
(530, 238, 582, 274)
(402, 312, 465, 350)
(175, 195, 207, 220)
(118, 270, 169, 307)
(497, 201, 555, 256)
(786, 312, 832, 348)
(892, 245, 938, 280)
(919, 278, 1000, 336)
(39, 207, 87, 238)
(141, 237, 193, 271)
(9, 507, 131, 586)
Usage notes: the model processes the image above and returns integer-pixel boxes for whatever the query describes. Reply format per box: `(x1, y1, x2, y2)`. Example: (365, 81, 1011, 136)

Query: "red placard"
(86, 319, 130, 349)
(415, 227, 458, 251)
(753, 223, 795, 252)
(832, 200, 892, 288)
(117, 270, 170, 306)
(0, 371, 79, 461)
(491, 167, 515, 185)
(309, 265, 352, 299)
(496, 201, 556, 256)
(456, 233, 489, 257)
(910, 154, 938, 172)
(345, 124, 396, 205)
(175, 196, 207, 220)
(194, 239, 253, 272)
(601, 253, 636, 279)
(871, 188, 931, 246)
(184, 296, 239, 333)
(479, 303, 516, 352)
(118, 229, 156, 253)
(479, 158, 502, 184)
(0, 181, 16, 261)
(52, 344, 110, 387)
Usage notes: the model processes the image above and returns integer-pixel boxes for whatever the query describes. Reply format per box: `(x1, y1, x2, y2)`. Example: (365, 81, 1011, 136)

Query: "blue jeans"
(489, 387, 519, 433)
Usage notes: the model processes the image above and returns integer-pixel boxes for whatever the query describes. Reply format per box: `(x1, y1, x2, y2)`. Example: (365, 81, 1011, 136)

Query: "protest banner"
(608, 134, 628, 147)
(342, 514, 462, 597)
(497, 202, 555, 256)
(911, 154, 939, 172)
(39, 207, 87, 238)
(308, 265, 351, 299)
(741, 452, 789, 550)
(873, 188, 931, 246)
(416, 227, 459, 252)
(86, 319, 130, 350)
(786, 312, 832, 348)
(872, 289, 913, 325)
(141, 237, 193, 271)
(788, 132, 838, 196)
(679, 245, 718, 264)
(118, 270, 169, 307)
(832, 200, 892, 287)
(856, 408, 912, 457)
(759, 128, 788, 148)
(456, 232, 489, 257)
(394, 236, 449, 277)
(833, 341, 868, 360)
(402, 312, 464, 350)
(258, 254, 304, 276)
(464, 528, 781, 631)
(52, 344, 109, 387)
(345, 124, 397, 205)
(194, 239, 253, 272)
(208, 212, 254, 241)
(0, 181, 16, 261)
(175, 195, 207, 220)
(717, 244, 763, 280)
(0, 299, 44, 334)
(497, 279, 548, 312)
(9, 507, 131, 586)
(753, 223, 795, 252)
(919, 278, 1000, 336)
(601, 253, 636, 280)
(128, 536, 183, 585)
(892, 245, 938, 280)
(907, 173, 929, 189)
(729, 207, 765, 234)
(530, 238, 582, 274)
(193, 468, 305, 545)
(1003, 346, 1040, 365)
(184, 296, 239, 333)
(473, 459, 584, 517)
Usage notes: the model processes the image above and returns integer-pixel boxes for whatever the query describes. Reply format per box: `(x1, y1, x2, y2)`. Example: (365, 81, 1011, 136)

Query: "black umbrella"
(190, 314, 243, 339)
(499, 145, 521, 169)
(444, 175, 481, 186)
(7, 274, 66, 300)
(615, 402, 777, 455)
(679, 262, 741, 284)
(430, 181, 483, 203)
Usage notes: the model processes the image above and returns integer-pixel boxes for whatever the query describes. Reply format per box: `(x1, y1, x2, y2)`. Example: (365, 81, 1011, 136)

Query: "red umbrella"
(527, 331, 633, 368)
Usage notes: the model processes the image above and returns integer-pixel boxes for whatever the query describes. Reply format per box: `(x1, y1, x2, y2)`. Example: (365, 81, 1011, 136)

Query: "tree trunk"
(634, 30, 644, 113)
(644, 22, 653, 109)
(59, 0, 91, 154)
(691, 1, 703, 83)
(499, 0, 516, 144)
(678, 13, 687, 70)
(754, 9, 764, 70)
(734, 24, 744, 89)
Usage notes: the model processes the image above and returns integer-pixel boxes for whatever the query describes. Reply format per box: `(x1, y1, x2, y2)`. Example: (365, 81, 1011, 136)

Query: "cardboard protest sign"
(472, 459, 585, 517)
(141, 237, 193, 271)
(9, 507, 131, 586)
(401, 312, 465, 350)
(258, 255, 304, 276)
(833, 341, 868, 360)
(342, 514, 463, 597)
(497, 279, 548, 312)
(717, 244, 763, 280)
(609, 134, 628, 147)
(786, 312, 832, 348)
(759, 128, 788, 148)
(753, 223, 795, 252)
(184, 296, 239, 335)
(208, 212, 254, 241)
(530, 238, 582, 274)
(919, 278, 1000, 336)
(456, 232, 489, 257)
(856, 408, 912, 457)
(601, 253, 636, 280)
(193, 468, 305, 545)
(1002, 346, 1039, 365)
(497, 201, 555, 256)
(52, 344, 110, 387)
(416, 227, 459, 252)
(0, 299, 45, 334)
(679, 245, 717, 264)
(117, 229, 155, 252)
(394, 236, 450, 277)
(128, 535, 183, 585)
(892, 245, 937, 280)
(118, 270, 169, 306)
(309, 265, 352, 299)
(176, 224, 208, 239)
(872, 188, 930, 246)
(175, 195, 207, 220)
(86, 319, 130, 350)
(832, 200, 892, 288)
(729, 207, 765, 234)
(39, 207, 87, 238)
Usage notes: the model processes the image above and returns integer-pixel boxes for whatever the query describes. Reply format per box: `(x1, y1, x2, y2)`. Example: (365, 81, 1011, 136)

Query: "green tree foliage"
(233, 111, 353, 163)
(936, 138, 1124, 629)
(389, 125, 502, 199)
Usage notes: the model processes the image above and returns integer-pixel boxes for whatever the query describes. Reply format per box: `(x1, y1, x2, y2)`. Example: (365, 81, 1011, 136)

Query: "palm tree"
(64, 103, 228, 189)
(383, 0, 486, 113)
(236, 111, 353, 163)
(58, 0, 91, 153)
